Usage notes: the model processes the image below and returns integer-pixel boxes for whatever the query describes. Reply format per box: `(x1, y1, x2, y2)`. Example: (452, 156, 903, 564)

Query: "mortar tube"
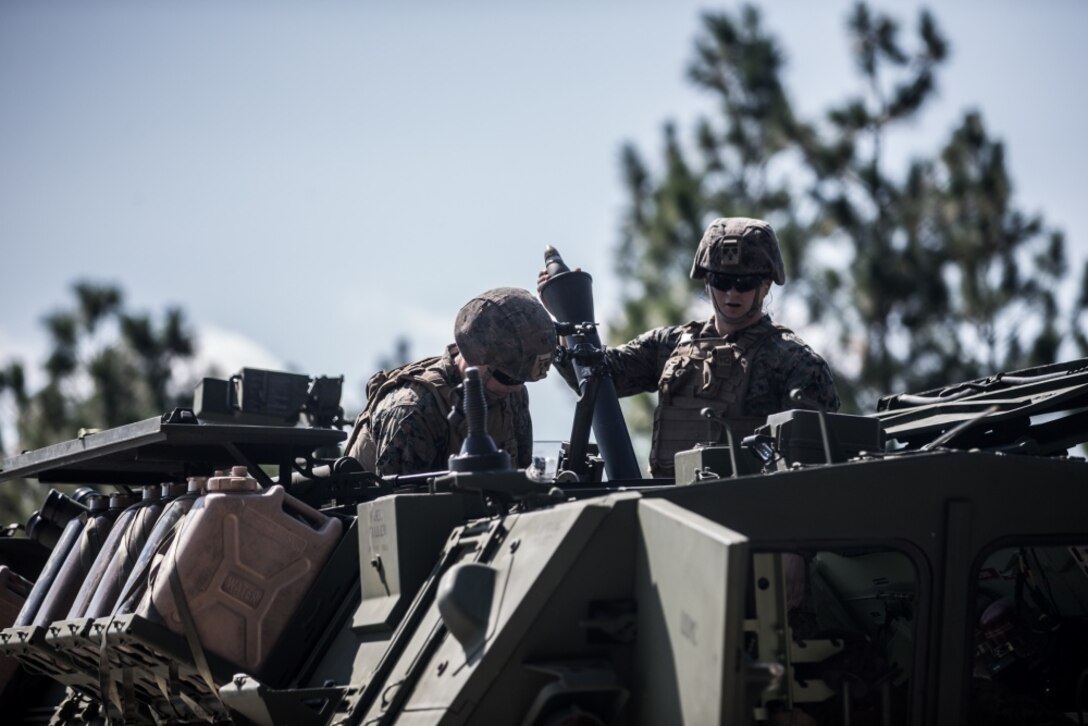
(113, 477, 206, 616)
(31, 494, 115, 626)
(83, 486, 165, 618)
(13, 515, 84, 627)
(65, 492, 140, 619)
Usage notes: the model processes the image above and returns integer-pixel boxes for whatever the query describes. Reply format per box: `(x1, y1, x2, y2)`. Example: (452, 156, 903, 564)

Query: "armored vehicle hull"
(2, 359, 1087, 725)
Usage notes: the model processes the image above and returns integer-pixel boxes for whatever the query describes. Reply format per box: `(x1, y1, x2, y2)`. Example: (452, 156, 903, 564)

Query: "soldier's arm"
(781, 347, 841, 413)
(552, 325, 680, 397)
(370, 387, 449, 476)
(604, 326, 682, 397)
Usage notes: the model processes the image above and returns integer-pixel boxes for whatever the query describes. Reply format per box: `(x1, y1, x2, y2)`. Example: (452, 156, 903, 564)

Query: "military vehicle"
(1, 255, 1087, 725)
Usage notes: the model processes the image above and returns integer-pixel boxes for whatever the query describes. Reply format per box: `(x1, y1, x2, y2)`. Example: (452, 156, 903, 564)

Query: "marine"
(345, 287, 556, 476)
(543, 217, 838, 477)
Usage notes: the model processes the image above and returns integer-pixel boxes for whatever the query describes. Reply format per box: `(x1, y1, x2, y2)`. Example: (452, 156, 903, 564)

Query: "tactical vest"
(648, 321, 778, 478)
(345, 352, 520, 474)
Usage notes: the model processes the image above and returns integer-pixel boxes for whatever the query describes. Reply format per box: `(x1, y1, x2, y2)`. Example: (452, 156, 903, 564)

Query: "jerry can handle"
(282, 492, 332, 531)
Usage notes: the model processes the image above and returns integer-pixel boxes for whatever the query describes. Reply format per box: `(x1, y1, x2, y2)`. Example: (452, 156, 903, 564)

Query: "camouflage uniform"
(346, 287, 554, 477)
(599, 316, 839, 477)
(346, 344, 534, 476)
(548, 217, 838, 477)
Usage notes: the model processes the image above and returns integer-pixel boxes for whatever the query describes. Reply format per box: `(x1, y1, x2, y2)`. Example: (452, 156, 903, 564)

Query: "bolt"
(437, 660, 449, 675)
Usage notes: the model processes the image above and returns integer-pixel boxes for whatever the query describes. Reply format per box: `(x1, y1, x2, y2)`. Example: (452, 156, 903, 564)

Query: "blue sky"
(2, 0, 1086, 443)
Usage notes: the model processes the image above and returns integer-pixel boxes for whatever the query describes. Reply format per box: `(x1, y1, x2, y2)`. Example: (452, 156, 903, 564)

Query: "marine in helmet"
(345, 287, 556, 476)
(541, 217, 838, 478)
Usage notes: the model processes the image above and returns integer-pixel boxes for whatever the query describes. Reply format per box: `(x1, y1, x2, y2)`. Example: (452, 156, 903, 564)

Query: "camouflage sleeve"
(513, 386, 533, 468)
(369, 385, 450, 476)
(777, 337, 840, 413)
(604, 325, 683, 397)
(744, 330, 840, 416)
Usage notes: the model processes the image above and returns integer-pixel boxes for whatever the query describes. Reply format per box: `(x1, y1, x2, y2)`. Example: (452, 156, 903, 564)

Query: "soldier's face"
(480, 366, 524, 399)
(709, 278, 769, 323)
(455, 356, 523, 400)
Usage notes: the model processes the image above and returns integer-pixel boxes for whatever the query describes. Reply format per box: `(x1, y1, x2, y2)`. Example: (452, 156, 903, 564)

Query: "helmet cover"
(690, 217, 786, 285)
(454, 287, 556, 382)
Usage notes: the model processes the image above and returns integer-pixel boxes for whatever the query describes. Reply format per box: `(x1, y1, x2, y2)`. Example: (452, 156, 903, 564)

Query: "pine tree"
(612, 3, 1079, 430)
(0, 282, 197, 524)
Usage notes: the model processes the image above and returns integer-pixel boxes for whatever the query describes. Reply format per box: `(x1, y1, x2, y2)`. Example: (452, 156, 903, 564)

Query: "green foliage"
(614, 2, 1086, 428)
(0, 282, 198, 525)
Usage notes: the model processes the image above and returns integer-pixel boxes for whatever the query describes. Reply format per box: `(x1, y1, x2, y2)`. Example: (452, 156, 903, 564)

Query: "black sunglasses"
(706, 272, 764, 293)
(490, 368, 525, 386)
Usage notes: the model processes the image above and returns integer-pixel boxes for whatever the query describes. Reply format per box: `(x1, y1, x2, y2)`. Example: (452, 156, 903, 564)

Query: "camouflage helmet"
(454, 287, 556, 383)
(690, 217, 786, 285)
